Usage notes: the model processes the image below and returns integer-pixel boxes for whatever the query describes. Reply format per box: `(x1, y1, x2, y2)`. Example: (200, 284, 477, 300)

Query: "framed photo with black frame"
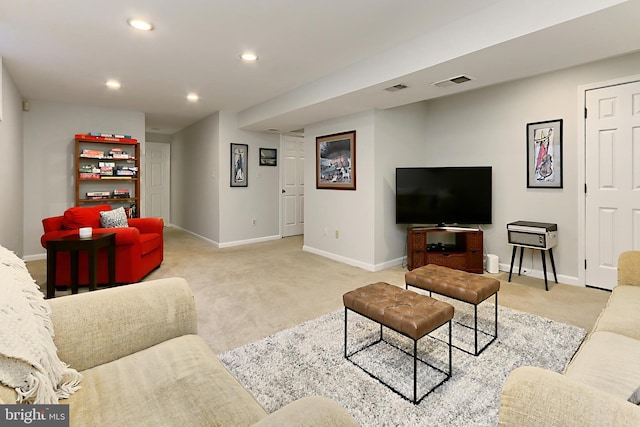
(526, 119, 563, 188)
(316, 130, 356, 190)
(230, 143, 248, 187)
(259, 148, 277, 166)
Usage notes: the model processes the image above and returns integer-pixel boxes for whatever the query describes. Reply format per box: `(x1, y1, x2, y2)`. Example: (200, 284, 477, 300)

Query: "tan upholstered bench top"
(343, 282, 454, 340)
(405, 264, 500, 305)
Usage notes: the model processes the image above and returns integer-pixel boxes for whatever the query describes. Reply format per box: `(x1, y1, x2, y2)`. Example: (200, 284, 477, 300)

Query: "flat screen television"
(395, 166, 492, 225)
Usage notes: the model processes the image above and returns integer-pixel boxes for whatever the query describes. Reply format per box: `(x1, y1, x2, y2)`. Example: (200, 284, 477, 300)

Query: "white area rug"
(219, 298, 586, 426)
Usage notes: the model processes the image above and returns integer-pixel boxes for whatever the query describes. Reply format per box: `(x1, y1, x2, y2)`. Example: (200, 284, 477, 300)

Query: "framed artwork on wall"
(230, 143, 248, 187)
(259, 148, 277, 166)
(526, 119, 563, 188)
(316, 130, 356, 190)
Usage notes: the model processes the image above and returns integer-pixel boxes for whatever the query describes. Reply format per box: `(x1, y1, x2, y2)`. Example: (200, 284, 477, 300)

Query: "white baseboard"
(23, 253, 46, 262)
(219, 235, 281, 248)
(170, 224, 280, 249)
(498, 262, 581, 287)
(170, 225, 220, 247)
(302, 245, 404, 272)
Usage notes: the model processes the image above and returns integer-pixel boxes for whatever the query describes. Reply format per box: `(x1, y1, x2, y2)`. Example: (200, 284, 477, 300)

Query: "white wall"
(218, 111, 280, 245)
(421, 52, 640, 283)
(302, 51, 640, 282)
(170, 111, 279, 246)
(22, 100, 144, 258)
(303, 104, 431, 271)
(303, 111, 377, 269)
(171, 112, 221, 242)
(374, 103, 430, 267)
(0, 61, 24, 255)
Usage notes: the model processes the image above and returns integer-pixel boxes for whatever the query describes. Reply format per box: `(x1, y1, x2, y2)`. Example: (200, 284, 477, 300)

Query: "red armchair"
(41, 205, 164, 287)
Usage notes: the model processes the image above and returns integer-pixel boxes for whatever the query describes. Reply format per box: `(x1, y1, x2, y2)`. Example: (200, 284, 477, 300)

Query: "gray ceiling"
(1, 0, 639, 135)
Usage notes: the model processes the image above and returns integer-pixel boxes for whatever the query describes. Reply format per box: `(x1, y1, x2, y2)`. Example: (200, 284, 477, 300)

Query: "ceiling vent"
(431, 75, 473, 88)
(384, 83, 408, 92)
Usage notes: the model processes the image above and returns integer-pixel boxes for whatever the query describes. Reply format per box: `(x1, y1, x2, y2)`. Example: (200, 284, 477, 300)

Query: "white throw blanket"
(0, 245, 82, 403)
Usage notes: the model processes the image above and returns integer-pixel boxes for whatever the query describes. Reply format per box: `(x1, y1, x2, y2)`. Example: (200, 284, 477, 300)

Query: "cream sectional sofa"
(499, 251, 640, 426)
(0, 273, 357, 426)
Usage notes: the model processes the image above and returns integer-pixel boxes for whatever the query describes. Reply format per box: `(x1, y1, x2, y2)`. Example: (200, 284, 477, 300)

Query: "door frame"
(144, 141, 171, 225)
(578, 73, 640, 286)
(278, 132, 305, 237)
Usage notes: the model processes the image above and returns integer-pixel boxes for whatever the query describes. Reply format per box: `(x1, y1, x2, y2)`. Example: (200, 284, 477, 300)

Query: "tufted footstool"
(343, 282, 454, 403)
(405, 264, 500, 355)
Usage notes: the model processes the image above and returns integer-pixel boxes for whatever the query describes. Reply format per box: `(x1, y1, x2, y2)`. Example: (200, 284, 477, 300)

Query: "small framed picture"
(526, 119, 563, 188)
(230, 143, 248, 187)
(316, 130, 356, 190)
(259, 148, 277, 166)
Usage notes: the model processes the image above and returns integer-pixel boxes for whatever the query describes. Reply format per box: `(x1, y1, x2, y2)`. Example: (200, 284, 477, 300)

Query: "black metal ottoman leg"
(448, 320, 452, 377)
(344, 308, 348, 358)
(494, 293, 499, 339)
(413, 339, 418, 404)
(474, 304, 479, 355)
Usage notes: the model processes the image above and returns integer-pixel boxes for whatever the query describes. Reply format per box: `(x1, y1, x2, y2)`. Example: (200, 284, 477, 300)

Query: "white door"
(585, 80, 640, 290)
(281, 135, 304, 237)
(145, 142, 171, 224)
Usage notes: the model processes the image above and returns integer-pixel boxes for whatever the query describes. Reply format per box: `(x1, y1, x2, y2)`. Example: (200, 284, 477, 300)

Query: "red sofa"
(41, 204, 164, 287)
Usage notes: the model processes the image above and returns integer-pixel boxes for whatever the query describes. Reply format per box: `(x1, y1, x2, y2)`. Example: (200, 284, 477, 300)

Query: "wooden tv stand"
(407, 227, 483, 273)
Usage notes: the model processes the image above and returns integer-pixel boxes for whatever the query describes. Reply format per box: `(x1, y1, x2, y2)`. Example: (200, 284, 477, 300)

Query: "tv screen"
(395, 167, 492, 225)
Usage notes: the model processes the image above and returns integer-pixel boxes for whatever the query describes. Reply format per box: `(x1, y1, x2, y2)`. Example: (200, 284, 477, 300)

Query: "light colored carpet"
(27, 226, 610, 354)
(219, 300, 586, 426)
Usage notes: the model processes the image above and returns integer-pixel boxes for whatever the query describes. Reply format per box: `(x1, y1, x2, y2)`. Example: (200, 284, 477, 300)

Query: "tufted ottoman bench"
(343, 282, 454, 403)
(405, 264, 500, 356)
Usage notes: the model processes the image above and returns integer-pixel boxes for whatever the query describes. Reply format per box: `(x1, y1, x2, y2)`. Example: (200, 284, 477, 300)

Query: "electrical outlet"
(335, 230, 339, 239)
(252, 218, 256, 226)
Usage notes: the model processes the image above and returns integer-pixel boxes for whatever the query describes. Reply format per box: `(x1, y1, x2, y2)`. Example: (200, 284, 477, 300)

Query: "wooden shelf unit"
(75, 136, 140, 217)
(407, 227, 484, 273)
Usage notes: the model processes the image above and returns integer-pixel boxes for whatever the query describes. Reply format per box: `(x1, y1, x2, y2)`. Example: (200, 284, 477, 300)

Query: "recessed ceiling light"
(127, 19, 154, 31)
(240, 52, 258, 62)
(186, 93, 199, 102)
(106, 80, 121, 89)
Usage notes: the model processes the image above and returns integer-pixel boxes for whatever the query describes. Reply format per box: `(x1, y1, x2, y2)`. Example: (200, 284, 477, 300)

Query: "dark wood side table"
(46, 232, 116, 298)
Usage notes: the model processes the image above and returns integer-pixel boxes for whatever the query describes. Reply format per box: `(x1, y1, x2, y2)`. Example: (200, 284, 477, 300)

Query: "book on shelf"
(81, 149, 105, 158)
(112, 189, 131, 198)
(79, 173, 101, 179)
(76, 134, 137, 144)
(88, 132, 133, 139)
(86, 191, 111, 200)
(115, 170, 135, 177)
(127, 203, 137, 219)
(109, 148, 130, 159)
(99, 161, 115, 176)
(79, 164, 100, 174)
